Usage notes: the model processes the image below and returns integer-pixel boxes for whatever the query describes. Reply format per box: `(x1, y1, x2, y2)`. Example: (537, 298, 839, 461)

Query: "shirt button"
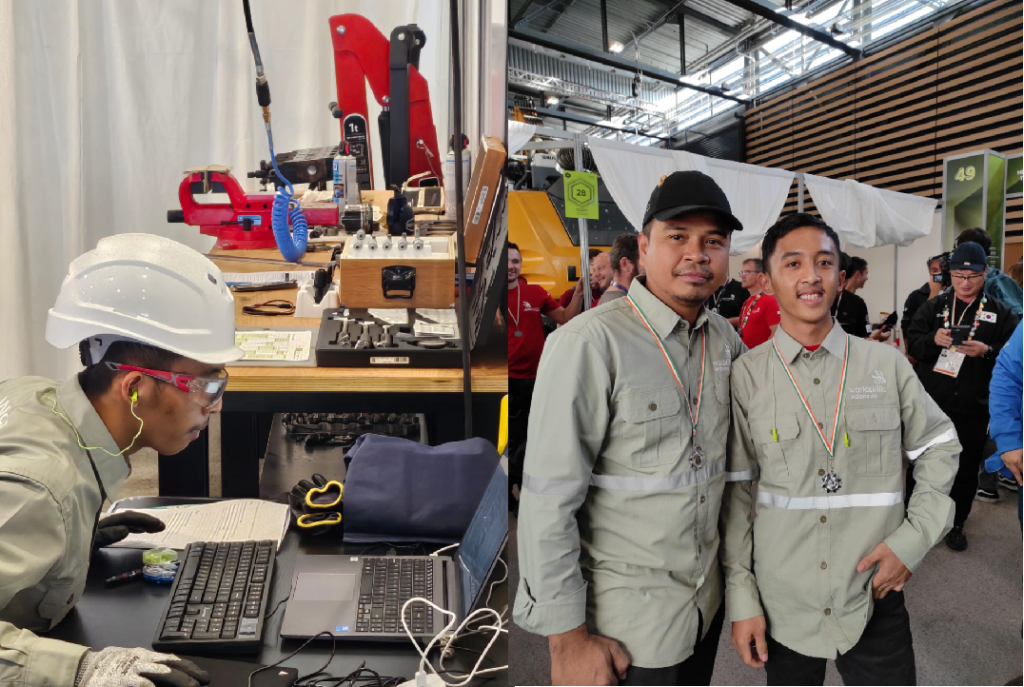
(803, 353, 810, 359)
(813, 378, 821, 385)
(824, 608, 832, 616)
(818, 468, 825, 476)
(820, 561, 827, 570)
(820, 515, 827, 523)
(649, 403, 658, 411)
(700, 495, 706, 504)
(817, 421, 823, 429)
(692, 397, 699, 406)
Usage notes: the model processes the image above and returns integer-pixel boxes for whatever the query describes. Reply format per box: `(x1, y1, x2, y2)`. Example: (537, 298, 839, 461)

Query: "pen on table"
(105, 569, 144, 586)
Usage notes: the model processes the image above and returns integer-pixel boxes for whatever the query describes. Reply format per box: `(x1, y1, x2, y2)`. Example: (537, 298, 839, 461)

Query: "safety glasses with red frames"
(105, 362, 229, 409)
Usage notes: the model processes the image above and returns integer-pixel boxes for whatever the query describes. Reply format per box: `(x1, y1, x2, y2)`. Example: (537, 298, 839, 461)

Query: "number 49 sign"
(564, 171, 599, 220)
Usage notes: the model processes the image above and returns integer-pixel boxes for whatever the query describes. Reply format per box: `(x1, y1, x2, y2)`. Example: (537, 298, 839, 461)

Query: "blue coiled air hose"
(266, 127, 308, 262)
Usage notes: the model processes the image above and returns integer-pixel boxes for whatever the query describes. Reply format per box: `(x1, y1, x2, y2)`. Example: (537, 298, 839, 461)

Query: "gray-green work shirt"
(514, 278, 747, 669)
(721, 324, 959, 659)
(0, 375, 131, 686)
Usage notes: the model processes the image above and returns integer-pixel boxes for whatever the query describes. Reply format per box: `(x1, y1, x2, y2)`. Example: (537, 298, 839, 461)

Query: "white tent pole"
(575, 132, 592, 311)
(798, 172, 805, 213)
(893, 244, 899, 318)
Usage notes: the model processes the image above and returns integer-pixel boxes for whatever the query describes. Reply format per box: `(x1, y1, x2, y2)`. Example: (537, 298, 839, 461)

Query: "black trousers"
(508, 376, 536, 494)
(765, 591, 915, 686)
(621, 607, 725, 686)
(907, 413, 989, 526)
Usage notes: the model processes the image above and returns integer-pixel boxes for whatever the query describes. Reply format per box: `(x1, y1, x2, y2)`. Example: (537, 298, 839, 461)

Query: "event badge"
(934, 348, 966, 378)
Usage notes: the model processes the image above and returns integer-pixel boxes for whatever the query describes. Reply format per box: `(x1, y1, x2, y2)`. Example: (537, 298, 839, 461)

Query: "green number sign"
(563, 171, 599, 220)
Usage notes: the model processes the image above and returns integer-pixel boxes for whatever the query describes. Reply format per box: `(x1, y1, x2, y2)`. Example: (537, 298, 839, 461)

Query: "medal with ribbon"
(772, 335, 850, 493)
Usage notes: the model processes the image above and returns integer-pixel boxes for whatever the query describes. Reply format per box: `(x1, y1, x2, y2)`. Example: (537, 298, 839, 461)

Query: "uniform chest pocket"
(749, 414, 800, 485)
(620, 388, 683, 468)
(714, 370, 731, 405)
(846, 405, 901, 476)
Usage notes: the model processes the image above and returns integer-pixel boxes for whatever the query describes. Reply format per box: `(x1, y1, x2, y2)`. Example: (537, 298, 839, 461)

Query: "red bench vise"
(167, 166, 338, 250)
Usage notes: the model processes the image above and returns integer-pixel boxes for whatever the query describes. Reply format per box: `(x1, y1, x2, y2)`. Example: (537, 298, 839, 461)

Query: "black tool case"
(314, 308, 463, 368)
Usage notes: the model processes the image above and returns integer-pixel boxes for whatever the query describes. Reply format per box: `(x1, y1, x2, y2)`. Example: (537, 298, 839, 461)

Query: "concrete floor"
(509, 491, 1024, 686)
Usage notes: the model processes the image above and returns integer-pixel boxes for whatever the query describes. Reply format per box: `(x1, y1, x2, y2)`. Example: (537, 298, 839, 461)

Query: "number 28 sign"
(564, 171, 599, 220)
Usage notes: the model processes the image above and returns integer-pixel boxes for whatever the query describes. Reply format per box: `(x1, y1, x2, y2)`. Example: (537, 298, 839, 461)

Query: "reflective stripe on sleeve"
(905, 428, 958, 462)
(757, 489, 903, 510)
(589, 459, 725, 492)
(523, 459, 726, 495)
(725, 465, 759, 482)
(521, 473, 585, 496)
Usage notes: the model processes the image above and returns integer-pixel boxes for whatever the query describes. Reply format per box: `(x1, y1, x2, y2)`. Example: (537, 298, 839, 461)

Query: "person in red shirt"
(737, 258, 780, 349)
(559, 250, 609, 309)
(508, 242, 583, 510)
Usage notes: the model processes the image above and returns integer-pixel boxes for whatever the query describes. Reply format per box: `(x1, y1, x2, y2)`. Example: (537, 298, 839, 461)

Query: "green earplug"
(771, 428, 779, 442)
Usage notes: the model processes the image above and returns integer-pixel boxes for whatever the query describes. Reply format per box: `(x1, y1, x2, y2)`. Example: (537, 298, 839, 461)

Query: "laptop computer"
(280, 463, 507, 641)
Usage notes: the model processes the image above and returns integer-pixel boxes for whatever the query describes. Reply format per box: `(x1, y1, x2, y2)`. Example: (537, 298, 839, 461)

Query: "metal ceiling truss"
(508, 67, 666, 114)
(509, 27, 747, 103)
(718, 0, 862, 56)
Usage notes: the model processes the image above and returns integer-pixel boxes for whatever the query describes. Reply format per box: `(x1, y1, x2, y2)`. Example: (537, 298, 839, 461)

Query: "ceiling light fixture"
(546, 95, 560, 105)
(608, 41, 624, 53)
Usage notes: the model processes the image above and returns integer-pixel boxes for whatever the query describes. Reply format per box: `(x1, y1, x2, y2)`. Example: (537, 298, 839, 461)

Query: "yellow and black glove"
(288, 473, 343, 534)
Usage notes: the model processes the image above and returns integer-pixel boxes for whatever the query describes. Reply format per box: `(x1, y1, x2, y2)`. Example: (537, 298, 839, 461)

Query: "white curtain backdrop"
(804, 174, 938, 249)
(0, 0, 451, 381)
(703, 158, 794, 255)
(588, 136, 794, 256)
(587, 136, 677, 233)
(507, 121, 537, 156)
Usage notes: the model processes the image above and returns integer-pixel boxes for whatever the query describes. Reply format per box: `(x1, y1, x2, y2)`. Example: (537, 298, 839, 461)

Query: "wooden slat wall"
(744, 0, 1023, 242)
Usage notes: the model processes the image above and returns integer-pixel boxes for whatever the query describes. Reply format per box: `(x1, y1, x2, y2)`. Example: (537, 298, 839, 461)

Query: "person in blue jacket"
(987, 320, 1023, 527)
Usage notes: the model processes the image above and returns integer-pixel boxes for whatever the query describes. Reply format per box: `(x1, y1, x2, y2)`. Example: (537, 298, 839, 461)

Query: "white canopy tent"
(512, 122, 942, 320)
(587, 136, 796, 256)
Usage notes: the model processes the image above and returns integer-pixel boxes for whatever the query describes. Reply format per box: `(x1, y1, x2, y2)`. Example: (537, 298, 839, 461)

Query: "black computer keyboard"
(356, 557, 434, 634)
(152, 540, 276, 654)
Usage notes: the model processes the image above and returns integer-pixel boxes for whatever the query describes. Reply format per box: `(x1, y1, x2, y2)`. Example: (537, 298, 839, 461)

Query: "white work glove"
(74, 647, 210, 687)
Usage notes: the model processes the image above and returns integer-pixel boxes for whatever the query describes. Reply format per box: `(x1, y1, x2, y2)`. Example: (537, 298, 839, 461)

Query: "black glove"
(93, 511, 166, 549)
(288, 474, 343, 535)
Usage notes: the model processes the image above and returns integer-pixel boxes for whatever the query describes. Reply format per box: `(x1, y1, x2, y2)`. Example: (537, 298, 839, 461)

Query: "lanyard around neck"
(772, 335, 850, 458)
(626, 293, 705, 435)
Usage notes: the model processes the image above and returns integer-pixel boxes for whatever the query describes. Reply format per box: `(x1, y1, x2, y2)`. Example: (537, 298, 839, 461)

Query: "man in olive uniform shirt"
(0, 235, 239, 686)
(722, 214, 959, 685)
(515, 171, 747, 686)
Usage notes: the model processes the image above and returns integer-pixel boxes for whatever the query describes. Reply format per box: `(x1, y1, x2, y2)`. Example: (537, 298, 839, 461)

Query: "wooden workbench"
(210, 248, 507, 393)
(158, 197, 507, 497)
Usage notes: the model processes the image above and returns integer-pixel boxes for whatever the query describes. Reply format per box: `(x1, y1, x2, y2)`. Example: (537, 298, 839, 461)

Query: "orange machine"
(508, 175, 631, 297)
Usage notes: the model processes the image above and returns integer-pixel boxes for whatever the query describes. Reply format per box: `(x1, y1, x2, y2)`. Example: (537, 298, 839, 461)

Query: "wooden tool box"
(336, 232, 456, 309)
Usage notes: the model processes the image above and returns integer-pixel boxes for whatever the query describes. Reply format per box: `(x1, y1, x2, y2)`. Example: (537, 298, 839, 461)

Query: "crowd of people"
(508, 170, 1023, 685)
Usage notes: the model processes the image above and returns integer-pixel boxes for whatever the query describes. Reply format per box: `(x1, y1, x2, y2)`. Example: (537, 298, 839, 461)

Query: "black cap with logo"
(642, 171, 743, 232)
(948, 242, 988, 272)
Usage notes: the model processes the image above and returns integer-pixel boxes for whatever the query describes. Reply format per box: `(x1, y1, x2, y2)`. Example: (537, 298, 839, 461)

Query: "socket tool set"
(315, 308, 462, 368)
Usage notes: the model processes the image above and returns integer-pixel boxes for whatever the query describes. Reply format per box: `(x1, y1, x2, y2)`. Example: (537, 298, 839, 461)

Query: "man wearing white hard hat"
(0, 234, 242, 686)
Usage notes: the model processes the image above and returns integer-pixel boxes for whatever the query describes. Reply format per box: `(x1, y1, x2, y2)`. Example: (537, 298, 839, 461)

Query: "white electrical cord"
(430, 543, 459, 557)
(400, 597, 507, 687)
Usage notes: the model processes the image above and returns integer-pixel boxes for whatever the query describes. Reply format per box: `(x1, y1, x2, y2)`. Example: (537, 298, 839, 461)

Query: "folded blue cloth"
(984, 452, 1015, 481)
(342, 434, 500, 544)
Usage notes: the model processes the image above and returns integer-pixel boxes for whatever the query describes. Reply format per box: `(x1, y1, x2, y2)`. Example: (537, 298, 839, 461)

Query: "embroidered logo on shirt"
(714, 344, 732, 372)
(849, 372, 887, 400)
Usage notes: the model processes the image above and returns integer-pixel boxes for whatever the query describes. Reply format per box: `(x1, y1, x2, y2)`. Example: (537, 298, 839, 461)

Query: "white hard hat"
(46, 234, 244, 365)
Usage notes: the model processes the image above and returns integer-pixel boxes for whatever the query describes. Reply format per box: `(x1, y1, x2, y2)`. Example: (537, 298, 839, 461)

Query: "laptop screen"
(458, 464, 508, 614)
